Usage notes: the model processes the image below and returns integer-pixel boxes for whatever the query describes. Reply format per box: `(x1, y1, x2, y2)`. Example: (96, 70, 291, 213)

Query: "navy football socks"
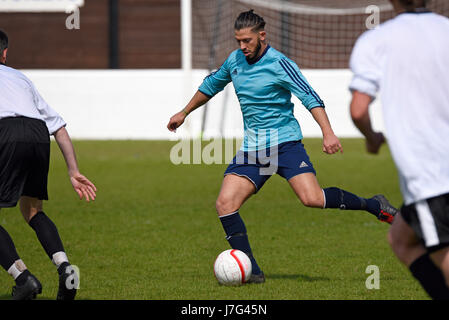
(219, 211, 262, 275)
(323, 187, 380, 216)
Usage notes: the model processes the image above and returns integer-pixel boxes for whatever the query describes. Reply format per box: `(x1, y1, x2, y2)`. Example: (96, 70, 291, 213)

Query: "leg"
(20, 196, 67, 265)
(0, 216, 42, 300)
(389, 212, 449, 299)
(0, 119, 47, 299)
(216, 174, 264, 280)
(427, 193, 449, 288)
(19, 196, 42, 223)
(430, 247, 449, 288)
(288, 173, 396, 223)
(388, 212, 426, 266)
(216, 174, 255, 216)
(19, 196, 77, 300)
(0, 224, 26, 280)
(287, 172, 325, 208)
(288, 172, 374, 210)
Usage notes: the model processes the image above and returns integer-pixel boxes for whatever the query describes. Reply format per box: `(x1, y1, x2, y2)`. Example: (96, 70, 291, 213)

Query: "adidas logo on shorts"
(299, 161, 308, 168)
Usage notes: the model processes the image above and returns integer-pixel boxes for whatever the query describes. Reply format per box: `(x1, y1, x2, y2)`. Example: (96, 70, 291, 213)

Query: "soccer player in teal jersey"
(168, 10, 398, 283)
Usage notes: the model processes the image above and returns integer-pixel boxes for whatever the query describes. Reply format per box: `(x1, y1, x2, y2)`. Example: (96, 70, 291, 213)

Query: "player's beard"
(246, 39, 262, 64)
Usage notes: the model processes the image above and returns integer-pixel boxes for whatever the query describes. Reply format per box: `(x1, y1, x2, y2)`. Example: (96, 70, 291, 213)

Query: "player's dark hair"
(0, 30, 8, 54)
(234, 10, 266, 31)
(399, 0, 428, 10)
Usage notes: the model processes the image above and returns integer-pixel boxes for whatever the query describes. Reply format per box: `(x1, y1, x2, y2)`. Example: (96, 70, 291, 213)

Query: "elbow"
(52, 125, 68, 141)
(350, 106, 366, 123)
(53, 125, 65, 136)
(350, 93, 371, 123)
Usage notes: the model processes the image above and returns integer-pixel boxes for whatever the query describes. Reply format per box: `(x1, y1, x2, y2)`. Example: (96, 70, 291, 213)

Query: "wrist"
(68, 169, 80, 177)
(182, 108, 189, 117)
(322, 129, 335, 137)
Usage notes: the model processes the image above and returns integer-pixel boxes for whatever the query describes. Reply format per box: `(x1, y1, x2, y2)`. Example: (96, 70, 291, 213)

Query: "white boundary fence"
(0, 0, 83, 12)
(22, 69, 385, 140)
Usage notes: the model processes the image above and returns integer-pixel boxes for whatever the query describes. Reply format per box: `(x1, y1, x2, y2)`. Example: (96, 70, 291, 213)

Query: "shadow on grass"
(268, 274, 330, 282)
(0, 294, 94, 300)
(0, 294, 56, 300)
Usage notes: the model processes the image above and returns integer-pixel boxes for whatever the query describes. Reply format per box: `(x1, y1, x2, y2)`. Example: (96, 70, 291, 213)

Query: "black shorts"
(401, 193, 449, 253)
(0, 117, 50, 208)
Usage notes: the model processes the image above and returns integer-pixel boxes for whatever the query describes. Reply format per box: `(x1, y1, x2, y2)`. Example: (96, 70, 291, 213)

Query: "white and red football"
(213, 249, 252, 286)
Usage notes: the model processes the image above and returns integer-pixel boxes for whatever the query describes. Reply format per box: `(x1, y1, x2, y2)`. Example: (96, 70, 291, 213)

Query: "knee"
(215, 196, 239, 216)
(23, 210, 40, 224)
(300, 192, 324, 208)
(388, 228, 418, 265)
(388, 226, 412, 252)
(19, 197, 42, 224)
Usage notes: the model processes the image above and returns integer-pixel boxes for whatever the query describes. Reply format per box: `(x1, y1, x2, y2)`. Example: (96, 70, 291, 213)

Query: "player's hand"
(70, 172, 97, 202)
(366, 132, 385, 154)
(167, 111, 187, 132)
(322, 133, 343, 154)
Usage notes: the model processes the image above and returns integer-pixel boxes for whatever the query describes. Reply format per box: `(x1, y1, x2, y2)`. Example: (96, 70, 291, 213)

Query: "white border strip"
(237, 0, 393, 15)
(0, 0, 84, 12)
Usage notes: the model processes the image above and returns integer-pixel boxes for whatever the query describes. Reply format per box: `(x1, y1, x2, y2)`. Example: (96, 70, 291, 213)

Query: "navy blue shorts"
(224, 140, 316, 192)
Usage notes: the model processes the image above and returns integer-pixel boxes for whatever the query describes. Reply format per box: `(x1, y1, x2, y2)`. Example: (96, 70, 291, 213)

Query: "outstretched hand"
(70, 172, 97, 202)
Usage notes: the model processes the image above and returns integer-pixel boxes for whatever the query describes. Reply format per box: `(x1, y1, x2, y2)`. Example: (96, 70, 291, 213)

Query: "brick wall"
(0, 0, 180, 69)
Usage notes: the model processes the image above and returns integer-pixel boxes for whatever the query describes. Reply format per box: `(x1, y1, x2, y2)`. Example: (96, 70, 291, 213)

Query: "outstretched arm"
(350, 90, 385, 154)
(53, 126, 97, 201)
(310, 107, 343, 154)
(167, 90, 211, 132)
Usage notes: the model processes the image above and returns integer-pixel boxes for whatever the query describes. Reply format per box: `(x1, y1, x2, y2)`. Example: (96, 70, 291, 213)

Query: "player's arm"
(168, 56, 232, 132)
(167, 90, 211, 132)
(53, 126, 97, 202)
(348, 30, 385, 154)
(350, 90, 385, 154)
(30, 82, 97, 201)
(276, 58, 341, 154)
(310, 107, 343, 154)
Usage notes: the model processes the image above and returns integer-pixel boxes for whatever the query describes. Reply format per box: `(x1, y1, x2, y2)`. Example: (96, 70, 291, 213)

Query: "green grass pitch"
(0, 139, 428, 300)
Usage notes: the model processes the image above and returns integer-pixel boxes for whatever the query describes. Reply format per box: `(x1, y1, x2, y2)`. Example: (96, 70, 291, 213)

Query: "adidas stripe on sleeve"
(277, 58, 325, 111)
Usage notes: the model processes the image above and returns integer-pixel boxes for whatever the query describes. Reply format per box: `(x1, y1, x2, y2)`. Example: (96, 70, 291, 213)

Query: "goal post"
(191, 0, 449, 70)
(187, 0, 449, 138)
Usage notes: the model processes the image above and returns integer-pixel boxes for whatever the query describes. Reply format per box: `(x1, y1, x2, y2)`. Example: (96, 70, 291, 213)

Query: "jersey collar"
(246, 44, 271, 65)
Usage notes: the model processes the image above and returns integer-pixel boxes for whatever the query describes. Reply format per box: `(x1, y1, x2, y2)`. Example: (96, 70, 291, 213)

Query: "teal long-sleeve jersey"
(198, 45, 325, 151)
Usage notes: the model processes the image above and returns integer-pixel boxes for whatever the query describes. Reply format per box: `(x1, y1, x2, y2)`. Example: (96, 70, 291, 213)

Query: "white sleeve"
(349, 30, 382, 98)
(31, 83, 66, 135)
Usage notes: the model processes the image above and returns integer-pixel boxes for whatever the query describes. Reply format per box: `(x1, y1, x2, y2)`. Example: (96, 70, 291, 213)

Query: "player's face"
(235, 28, 266, 60)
